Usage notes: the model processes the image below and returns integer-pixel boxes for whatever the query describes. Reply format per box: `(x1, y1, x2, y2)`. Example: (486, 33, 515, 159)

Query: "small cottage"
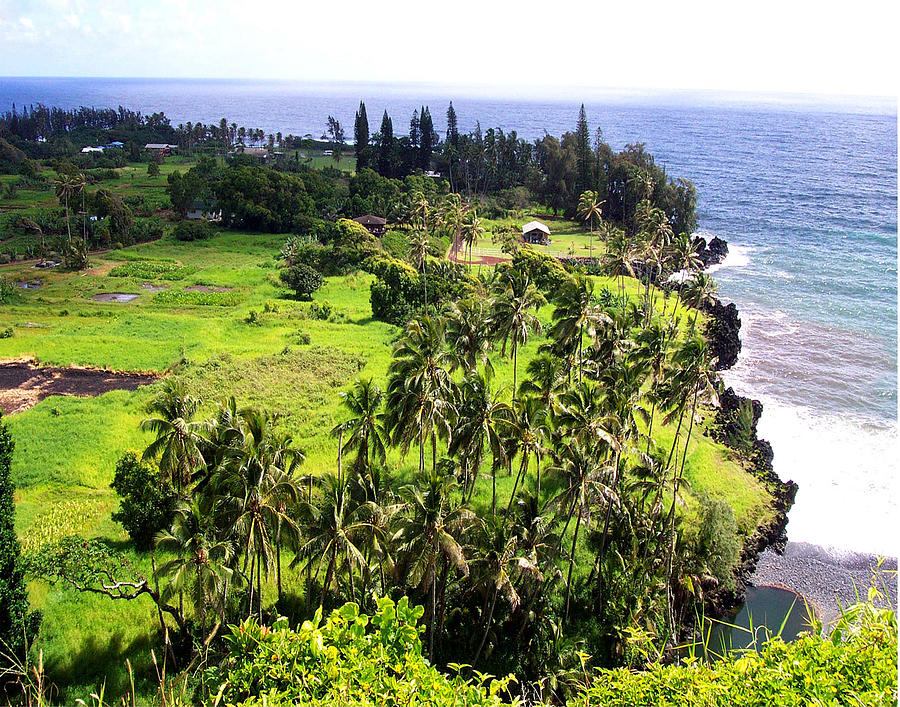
(352, 214, 387, 236)
(186, 200, 222, 221)
(522, 220, 551, 246)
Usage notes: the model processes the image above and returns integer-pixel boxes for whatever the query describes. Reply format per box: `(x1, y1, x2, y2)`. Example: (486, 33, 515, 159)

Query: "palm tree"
(445, 297, 495, 375)
(577, 190, 604, 259)
(156, 498, 234, 634)
(141, 381, 210, 492)
(491, 270, 545, 401)
(662, 334, 718, 635)
(406, 229, 431, 309)
(440, 193, 464, 252)
(549, 275, 610, 382)
(548, 441, 614, 624)
(295, 471, 370, 608)
(451, 372, 513, 511)
(518, 353, 567, 408)
(410, 191, 430, 230)
(666, 233, 703, 324)
(384, 316, 456, 475)
(469, 515, 539, 666)
(682, 272, 718, 332)
(333, 378, 387, 476)
(394, 469, 472, 657)
(506, 394, 550, 507)
(214, 409, 303, 617)
(634, 319, 675, 452)
(601, 227, 635, 314)
(459, 208, 484, 271)
(53, 173, 78, 247)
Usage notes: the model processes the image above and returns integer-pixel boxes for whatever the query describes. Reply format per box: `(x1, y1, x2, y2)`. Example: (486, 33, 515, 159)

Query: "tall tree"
(577, 189, 604, 259)
(333, 378, 388, 475)
(140, 380, 210, 493)
(326, 116, 344, 162)
(0, 411, 39, 659)
(377, 111, 394, 177)
(491, 270, 545, 400)
(445, 102, 460, 190)
(409, 109, 421, 150)
(574, 104, 593, 197)
(419, 106, 435, 170)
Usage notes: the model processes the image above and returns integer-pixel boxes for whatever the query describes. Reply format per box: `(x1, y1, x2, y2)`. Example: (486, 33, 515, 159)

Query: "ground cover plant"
(108, 261, 196, 280)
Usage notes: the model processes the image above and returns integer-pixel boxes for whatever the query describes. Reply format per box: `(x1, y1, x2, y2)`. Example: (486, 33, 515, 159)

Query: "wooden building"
(522, 220, 551, 245)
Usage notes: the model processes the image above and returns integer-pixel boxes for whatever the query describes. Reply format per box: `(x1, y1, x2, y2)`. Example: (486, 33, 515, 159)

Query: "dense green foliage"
(0, 411, 39, 658)
(280, 261, 323, 300)
(207, 598, 511, 706)
(110, 452, 177, 551)
(215, 165, 314, 232)
(173, 220, 215, 242)
(571, 601, 898, 707)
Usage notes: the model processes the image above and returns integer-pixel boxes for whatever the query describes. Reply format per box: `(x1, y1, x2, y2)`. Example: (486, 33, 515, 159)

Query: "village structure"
(521, 220, 551, 245)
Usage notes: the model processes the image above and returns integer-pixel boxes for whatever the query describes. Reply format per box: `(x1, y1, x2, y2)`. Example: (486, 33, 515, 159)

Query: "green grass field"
(2, 193, 772, 699)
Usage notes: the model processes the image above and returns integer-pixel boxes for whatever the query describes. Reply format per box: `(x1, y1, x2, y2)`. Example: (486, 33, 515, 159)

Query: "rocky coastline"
(691, 236, 799, 616)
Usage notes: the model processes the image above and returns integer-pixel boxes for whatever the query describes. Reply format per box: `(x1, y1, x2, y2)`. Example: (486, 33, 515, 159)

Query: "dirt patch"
(91, 292, 139, 302)
(142, 283, 168, 292)
(85, 262, 117, 277)
(17, 280, 42, 289)
(186, 285, 233, 293)
(0, 360, 159, 415)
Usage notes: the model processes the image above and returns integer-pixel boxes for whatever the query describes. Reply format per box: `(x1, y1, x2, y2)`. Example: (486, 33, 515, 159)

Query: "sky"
(0, 0, 898, 99)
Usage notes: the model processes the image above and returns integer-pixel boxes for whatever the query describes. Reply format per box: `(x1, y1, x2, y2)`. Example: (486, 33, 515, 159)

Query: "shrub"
(110, 452, 176, 552)
(128, 217, 165, 244)
(0, 327, 12, 339)
(381, 229, 409, 260)
(572, 599, 898, 707)
(205, 597, 511, 706)
(0, 276, 15, 304)
(511, 246, 571, 292)
(292, 330, 311, 345)
(280, 262, 322, 300)
(308, 300, 332, 320)
(173, 220, 214, 242)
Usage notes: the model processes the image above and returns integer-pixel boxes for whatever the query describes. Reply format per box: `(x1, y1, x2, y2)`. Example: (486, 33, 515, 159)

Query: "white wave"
(706, 243, 752, 273)
(738, 394, 899, 557)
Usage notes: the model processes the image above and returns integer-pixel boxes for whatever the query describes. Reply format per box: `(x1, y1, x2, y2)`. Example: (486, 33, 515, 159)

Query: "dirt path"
(0, 360, 159, 414)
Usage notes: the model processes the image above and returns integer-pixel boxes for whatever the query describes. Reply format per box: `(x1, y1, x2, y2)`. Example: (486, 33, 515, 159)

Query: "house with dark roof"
(352, 214, 387, 236)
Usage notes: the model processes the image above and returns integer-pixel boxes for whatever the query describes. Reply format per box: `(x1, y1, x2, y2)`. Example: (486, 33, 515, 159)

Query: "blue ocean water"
(1, 78, 897, 553)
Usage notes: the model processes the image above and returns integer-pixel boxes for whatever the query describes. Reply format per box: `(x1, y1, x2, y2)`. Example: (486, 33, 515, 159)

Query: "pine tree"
(419, 106, 435, 170)
(0, 410, 39, 659)
(354, 101, 369, 170)
(409, 109, 421, 150)
(378, 110, 394, 177)
(575, 104, 593, 197)
(446, 102, 459, 148)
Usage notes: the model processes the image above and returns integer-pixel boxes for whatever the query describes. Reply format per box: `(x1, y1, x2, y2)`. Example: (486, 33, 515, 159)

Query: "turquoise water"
(705, 585, 816, 657)
(2, 78, 896, 553)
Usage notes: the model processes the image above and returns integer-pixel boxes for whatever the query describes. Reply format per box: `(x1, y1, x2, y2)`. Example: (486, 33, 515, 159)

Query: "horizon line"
(1, 75, 895, 106)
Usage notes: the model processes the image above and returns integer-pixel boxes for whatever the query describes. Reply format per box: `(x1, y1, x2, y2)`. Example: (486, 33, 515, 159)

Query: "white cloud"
(0, 0, 896, 98)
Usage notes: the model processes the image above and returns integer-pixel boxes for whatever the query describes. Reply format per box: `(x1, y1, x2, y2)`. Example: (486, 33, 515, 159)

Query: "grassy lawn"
(1, 223, 772, 700)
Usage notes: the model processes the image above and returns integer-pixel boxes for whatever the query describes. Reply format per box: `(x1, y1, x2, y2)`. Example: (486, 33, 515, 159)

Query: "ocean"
(2, 78, 897, 555)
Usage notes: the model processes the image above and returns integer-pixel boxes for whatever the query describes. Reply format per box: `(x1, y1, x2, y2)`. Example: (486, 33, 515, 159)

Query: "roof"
(353, 215, 387, 226)
(522, 220, 550, 235)
(106, 141, 124, 147)
(145, 143, 176, 149)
